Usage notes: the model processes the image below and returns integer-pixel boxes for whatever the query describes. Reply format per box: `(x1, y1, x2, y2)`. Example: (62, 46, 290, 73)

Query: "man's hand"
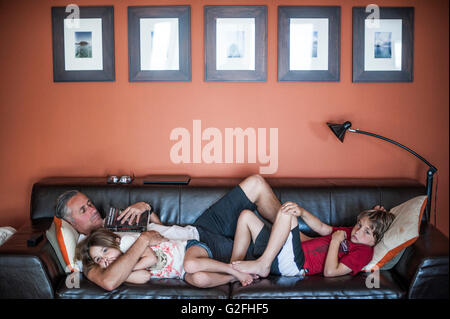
(117, 202, 152, 225)
(280, 201, 304, 217)
(331, 230, 347, 243)
(140, 230, 168, 246)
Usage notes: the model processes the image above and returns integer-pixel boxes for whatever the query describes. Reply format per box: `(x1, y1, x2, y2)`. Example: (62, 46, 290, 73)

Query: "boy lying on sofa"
(232, 203, 395, 278)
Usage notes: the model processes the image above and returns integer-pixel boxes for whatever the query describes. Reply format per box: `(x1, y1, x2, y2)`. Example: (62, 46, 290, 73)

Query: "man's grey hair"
(55, 190, 80, 221)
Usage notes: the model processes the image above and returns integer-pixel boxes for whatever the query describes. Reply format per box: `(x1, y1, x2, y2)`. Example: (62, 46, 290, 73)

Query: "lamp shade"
(327, 121, 352, 142)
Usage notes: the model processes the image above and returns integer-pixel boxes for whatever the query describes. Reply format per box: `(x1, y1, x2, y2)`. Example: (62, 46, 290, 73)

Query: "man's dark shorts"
(192, 185, 257, 263)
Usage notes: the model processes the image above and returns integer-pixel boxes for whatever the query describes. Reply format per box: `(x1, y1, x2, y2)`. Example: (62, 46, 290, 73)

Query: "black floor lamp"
(327, 121, 437, 222)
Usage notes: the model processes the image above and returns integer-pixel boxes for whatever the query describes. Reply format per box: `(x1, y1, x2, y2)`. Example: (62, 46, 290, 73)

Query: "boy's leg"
(240, 175, 312, 242)
(239, 174, 281, 224)
(232, 210, 298, 277)
(184, 245, 256, 287)
(231, 209, 265, 263)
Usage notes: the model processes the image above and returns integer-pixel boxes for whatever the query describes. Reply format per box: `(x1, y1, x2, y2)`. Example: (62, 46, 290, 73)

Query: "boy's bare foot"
(232, 260, 270, 278)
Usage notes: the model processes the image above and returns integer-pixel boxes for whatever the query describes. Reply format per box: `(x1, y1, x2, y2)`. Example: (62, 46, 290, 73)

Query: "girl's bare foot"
(232, 260, 270, 278)
(228, 265, 257, 286)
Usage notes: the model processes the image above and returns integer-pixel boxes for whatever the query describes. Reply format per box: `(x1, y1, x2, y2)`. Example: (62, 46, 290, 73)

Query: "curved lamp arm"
(327, 121, 437, 222)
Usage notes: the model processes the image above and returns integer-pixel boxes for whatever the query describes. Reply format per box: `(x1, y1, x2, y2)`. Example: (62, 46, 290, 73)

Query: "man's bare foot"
(232, 260, 270, 278)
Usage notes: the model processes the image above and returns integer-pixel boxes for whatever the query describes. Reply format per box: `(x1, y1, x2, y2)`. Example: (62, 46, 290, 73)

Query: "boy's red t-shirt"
(301, 227, 374, 276)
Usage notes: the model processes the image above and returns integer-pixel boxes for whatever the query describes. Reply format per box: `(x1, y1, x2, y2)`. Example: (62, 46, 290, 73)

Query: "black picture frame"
(51, 6, 115, 82)
(278, 6, 341, 82)
(205, 6, 267, 82)
(128, 6, 191, 82)
(353, 7, 414, 82)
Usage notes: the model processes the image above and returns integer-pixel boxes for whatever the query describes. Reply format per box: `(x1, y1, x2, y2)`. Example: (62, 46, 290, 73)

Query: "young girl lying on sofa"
(75, 228, 257, 288)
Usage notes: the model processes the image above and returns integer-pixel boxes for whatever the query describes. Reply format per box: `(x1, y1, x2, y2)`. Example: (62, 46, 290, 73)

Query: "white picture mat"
(364, 19, 402, 71)
(216, 18, 255, 71)
(64, 18, 103, 71)
(140, 18, 180, 71)
(289, 18, 329, 71)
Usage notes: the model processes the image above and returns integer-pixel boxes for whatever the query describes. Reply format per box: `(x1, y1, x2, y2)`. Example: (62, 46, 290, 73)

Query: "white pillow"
(0, 226, 16, 246)
(363, 195, 427, 271)
(46, 217, 80, 273)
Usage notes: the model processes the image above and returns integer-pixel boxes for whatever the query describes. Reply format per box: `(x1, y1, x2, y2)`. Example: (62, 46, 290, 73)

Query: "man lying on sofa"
(55, 174, 283, 291)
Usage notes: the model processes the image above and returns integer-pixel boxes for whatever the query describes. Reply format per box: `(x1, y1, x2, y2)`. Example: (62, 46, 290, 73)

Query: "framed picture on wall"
(278, 6, 341, 82)
(205, 6, 267, 82)
(128, 6, 191, 82)
(51, 6, 115, 82)
(353, 7, 414, 82)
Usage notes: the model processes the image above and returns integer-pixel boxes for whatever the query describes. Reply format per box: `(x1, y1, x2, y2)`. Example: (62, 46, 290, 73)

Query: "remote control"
(27, 233, 44, 247)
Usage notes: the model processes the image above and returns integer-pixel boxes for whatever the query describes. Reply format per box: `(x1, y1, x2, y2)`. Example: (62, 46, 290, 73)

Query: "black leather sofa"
(0, 176, 448, 299)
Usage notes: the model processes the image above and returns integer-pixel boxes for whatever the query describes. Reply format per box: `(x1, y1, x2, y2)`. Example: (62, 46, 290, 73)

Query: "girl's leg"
(230, 209, 265, 263)
(232, 209, 298, 277)
(184, 246, 255, 288)
(184, 272, 234, 288)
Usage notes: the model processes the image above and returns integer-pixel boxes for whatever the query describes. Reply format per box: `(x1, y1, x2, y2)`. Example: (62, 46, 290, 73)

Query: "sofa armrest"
(394, 223, 449, 299)
(0, 221, 64, 298)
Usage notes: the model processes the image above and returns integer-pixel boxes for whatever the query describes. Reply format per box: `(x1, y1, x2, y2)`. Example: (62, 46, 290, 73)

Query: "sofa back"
(30, 177, 426, 236)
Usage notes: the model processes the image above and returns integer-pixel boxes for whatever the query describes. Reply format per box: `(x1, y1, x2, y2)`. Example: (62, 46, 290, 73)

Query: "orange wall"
(0, 0, 448, 237)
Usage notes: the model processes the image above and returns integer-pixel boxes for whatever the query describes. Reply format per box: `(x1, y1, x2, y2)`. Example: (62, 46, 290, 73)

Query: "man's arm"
(323, 230, 352, 277)
(86, 231, 165, 291)
(149, 212, 162, 225)
(281, 202, 332, 236)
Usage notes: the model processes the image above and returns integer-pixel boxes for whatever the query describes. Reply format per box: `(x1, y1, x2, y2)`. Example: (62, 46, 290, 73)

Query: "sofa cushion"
(230, 272, 405, 299)
(46, 217, 80, 273)
(363, 195, 427, 271)
(56, 274, 230, 299)
(31, 177, 426, 228)
(0, 227, 16, 246)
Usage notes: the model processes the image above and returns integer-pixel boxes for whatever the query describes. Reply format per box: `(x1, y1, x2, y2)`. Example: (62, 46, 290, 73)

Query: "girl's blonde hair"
(75, 228, 121, 274)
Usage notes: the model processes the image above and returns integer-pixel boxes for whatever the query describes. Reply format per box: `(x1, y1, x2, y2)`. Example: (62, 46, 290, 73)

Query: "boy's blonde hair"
(357, 209, 396, 245)
(75, 228, 121, 274)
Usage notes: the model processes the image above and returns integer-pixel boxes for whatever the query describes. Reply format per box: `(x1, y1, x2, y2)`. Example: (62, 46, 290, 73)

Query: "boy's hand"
(373, 205, 387, 212)
(280, 201, 304, 217)
(331, 230, 347, 243)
